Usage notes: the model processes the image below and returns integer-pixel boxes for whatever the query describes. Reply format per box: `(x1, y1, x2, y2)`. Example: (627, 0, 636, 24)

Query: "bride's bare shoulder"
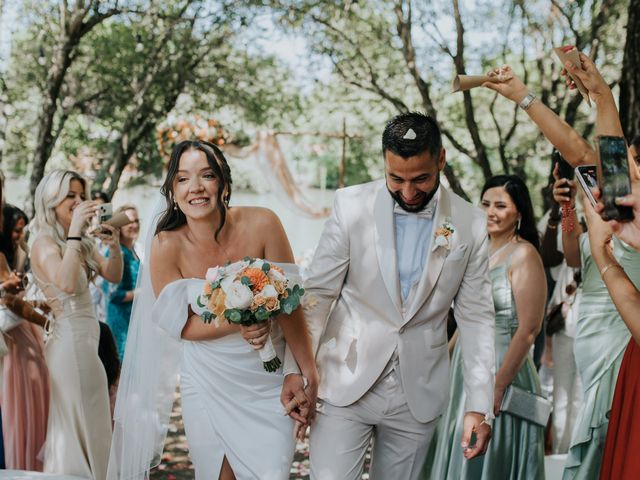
(232, 206, 282, 228)
(152, 228, 186, 255)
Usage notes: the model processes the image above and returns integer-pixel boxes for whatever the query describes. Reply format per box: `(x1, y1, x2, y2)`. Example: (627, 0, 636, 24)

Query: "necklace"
(489, 236, 515, 261)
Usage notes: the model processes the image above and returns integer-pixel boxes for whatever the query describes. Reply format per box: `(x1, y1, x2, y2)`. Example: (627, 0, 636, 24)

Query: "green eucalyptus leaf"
(225, 309, 242, 324)
(255, 306, 270, 321)
(201, 311, 214, 324)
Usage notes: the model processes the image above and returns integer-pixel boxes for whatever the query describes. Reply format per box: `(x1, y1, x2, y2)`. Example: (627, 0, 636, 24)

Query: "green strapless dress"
(422, 261, 545, 480)
(562, 235, 640, 479)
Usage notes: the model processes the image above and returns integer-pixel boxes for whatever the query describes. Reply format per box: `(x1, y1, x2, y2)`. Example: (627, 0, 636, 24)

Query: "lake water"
(4, 176, 334, 258)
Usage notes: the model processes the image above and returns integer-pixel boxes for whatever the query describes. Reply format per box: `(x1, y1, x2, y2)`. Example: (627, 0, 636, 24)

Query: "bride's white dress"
(152, 278, 295, 479)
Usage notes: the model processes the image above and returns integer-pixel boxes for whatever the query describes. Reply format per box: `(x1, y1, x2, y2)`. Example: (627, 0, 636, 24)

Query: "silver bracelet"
(518, 92, 537, 110)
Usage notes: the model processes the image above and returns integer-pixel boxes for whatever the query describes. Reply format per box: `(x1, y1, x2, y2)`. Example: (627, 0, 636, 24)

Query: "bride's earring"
(173, 201, 178, 211)
(516, 217, 521, 231)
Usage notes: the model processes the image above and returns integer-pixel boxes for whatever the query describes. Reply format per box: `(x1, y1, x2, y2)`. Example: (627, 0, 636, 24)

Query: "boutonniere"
(433, 219, 455, 251)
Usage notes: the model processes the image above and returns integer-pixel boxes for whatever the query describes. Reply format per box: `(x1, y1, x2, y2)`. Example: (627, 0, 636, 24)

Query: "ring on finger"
(249, 339, 254, 345)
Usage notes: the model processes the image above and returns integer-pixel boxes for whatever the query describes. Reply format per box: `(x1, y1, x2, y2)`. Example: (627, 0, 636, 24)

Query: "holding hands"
(461, 412, 492, 459)
(240, 320, 319, 438)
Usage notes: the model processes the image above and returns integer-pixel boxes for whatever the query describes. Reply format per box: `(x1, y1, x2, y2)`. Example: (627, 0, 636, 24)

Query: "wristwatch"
(518, 92, 537, 110)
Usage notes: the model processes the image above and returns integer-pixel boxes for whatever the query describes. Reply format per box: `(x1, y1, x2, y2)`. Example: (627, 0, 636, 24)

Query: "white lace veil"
(107, 196, 183, 480)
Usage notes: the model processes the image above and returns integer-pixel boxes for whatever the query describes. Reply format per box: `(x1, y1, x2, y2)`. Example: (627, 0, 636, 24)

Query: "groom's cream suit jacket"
(303, 179, 496, 423)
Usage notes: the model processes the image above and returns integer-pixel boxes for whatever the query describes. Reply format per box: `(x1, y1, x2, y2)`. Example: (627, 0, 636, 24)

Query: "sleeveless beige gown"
(36, 269, 111, 480)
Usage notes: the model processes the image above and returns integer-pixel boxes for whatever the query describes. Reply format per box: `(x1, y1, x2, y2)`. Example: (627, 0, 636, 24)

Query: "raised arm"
(563, 53, 623, 138)
(483, 65, 594, 167)
(551, 165, 583, 267)
(31, 200, 106, 294)
(92, 224, 123, 284)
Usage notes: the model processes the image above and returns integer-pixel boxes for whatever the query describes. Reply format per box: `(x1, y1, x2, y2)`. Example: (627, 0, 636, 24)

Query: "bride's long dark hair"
(156, 140, 233, 240)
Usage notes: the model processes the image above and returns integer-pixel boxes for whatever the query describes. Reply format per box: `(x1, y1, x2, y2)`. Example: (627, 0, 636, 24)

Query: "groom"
(300, 112, 496, 479)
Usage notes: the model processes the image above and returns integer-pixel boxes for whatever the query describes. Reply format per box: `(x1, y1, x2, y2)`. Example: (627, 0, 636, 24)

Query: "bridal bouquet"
(195, 257, 305, 372)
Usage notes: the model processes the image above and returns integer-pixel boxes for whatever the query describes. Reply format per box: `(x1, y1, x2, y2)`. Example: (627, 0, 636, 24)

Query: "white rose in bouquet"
(260, 284, 278, 298)
(205, 266, 222, 283)
(252, 259, 265, 270)
(226, 259, 250, 278)
(267, 268, 287, 283)
(224, 282, 253, 310)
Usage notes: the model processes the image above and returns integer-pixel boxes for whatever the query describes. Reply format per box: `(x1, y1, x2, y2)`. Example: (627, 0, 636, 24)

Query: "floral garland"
(156, 116, 230, 158)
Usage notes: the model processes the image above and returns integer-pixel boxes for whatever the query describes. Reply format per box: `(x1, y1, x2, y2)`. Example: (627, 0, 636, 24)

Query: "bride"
(108, 140, 319, 479)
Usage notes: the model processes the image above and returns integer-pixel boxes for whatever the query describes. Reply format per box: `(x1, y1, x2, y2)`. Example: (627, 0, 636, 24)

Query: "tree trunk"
(619, 0, 640, 139)
(26, 6, 120, 214)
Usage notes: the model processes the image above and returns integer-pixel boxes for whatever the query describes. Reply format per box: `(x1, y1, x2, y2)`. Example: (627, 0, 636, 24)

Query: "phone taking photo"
(92, 203, 113, 236)
(575, 165, 598, 208)
(97, 203, 113, 223)
(595, 136, 634, 222)
(554, 150, 574, 180)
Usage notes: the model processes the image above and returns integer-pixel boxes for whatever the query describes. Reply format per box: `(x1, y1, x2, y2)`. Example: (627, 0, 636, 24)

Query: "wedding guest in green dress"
(423, 175, 546, 480)
(551, 174, 640, 479)
(479, 56, 640, 480)
(104, 205, 140, 360)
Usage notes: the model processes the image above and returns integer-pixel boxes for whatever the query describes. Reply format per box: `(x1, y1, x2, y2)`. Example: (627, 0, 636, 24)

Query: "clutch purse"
(500, 385, 552, 427)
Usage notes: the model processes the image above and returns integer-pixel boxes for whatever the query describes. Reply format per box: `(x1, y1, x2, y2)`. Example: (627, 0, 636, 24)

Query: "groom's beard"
(388, 177, 440, 213)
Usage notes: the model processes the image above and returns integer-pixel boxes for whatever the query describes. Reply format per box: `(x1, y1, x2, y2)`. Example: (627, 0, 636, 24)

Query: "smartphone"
(595, 136, 634, 221)
(575, 165, 598, 207)
(97, 203, 113, 223)
(554, 150, 574, 180)
(92, 203, 113, 235)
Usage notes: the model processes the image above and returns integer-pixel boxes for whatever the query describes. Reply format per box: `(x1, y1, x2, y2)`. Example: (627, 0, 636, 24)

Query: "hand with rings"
(240, 320, 271, 350)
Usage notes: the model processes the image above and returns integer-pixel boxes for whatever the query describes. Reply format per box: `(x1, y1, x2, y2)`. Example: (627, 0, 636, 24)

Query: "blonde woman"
(30, 170, 123, 480)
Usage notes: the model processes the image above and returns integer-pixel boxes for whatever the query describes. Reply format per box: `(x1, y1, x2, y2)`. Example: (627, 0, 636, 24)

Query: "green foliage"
(263, 0, 630, 213)
(0, 0, 305, 192)
(201, 311, 214, 324)
(281, 284, 304, 315)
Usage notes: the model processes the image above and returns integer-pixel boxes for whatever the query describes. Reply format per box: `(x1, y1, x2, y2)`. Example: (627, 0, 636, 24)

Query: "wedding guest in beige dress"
(30, 170, 123, 480)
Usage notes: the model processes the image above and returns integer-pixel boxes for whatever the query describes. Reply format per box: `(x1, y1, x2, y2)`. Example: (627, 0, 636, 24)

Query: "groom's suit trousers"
(309, 361, 437, 480)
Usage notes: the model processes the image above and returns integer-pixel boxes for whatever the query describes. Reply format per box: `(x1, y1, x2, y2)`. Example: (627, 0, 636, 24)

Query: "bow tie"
(393, 203, 435, 219)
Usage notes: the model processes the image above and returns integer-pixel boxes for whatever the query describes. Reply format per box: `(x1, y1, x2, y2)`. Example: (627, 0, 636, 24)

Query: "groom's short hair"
(382, 112, 442, 159)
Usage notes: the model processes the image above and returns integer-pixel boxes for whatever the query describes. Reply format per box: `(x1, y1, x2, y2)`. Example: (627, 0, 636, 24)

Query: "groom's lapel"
(373, 184, 402, 315)
(404, 187, 451, 323)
